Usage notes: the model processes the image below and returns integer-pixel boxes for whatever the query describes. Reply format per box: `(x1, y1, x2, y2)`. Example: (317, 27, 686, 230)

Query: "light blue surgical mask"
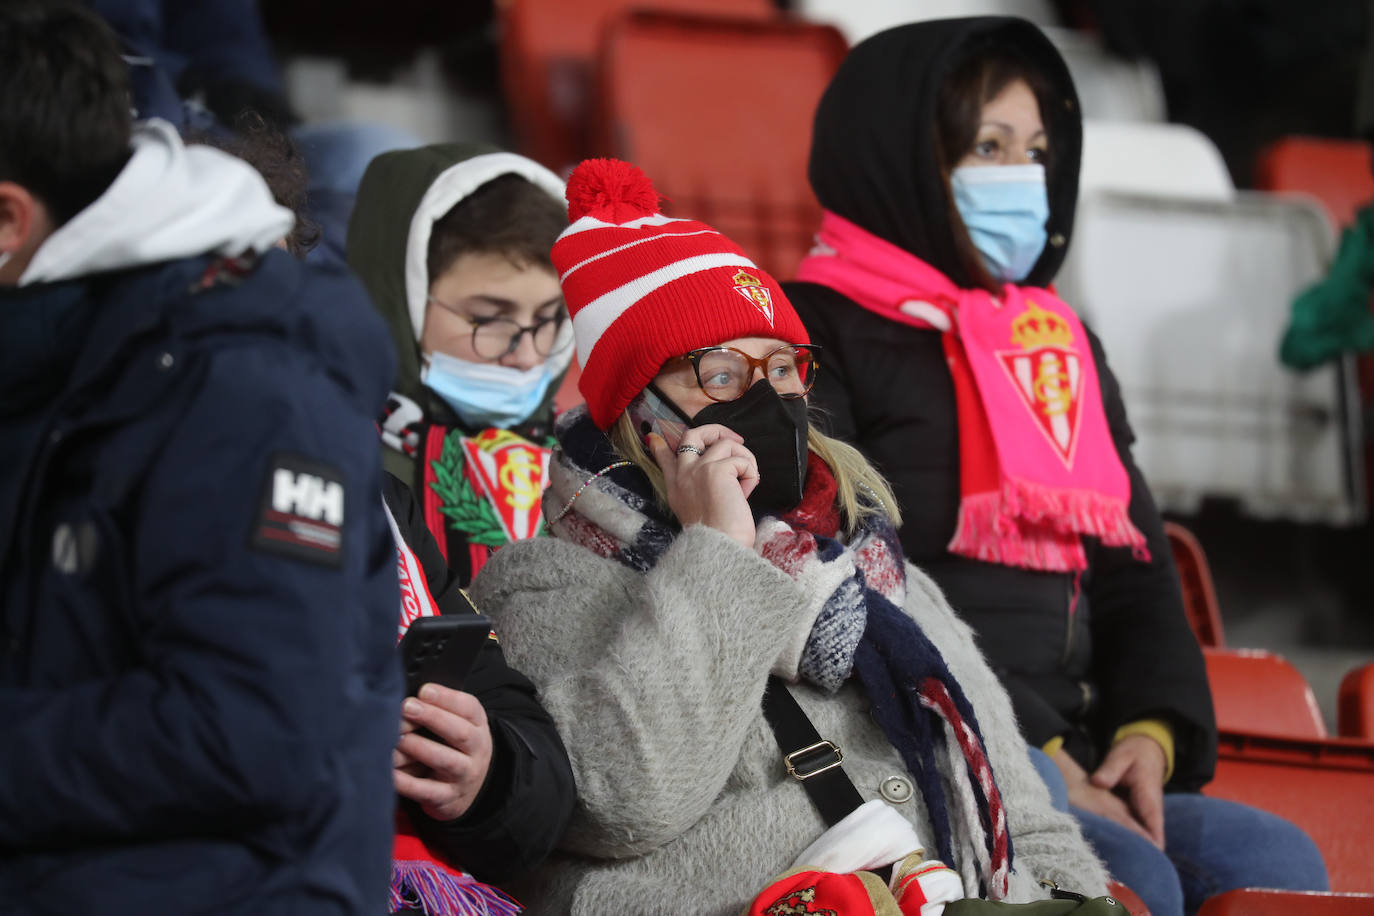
(421, 351, 556, 430)
(950, 163, 1050, 284)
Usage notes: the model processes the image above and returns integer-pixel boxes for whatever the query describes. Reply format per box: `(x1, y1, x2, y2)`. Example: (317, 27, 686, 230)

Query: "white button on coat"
(881, 775, 913, 804)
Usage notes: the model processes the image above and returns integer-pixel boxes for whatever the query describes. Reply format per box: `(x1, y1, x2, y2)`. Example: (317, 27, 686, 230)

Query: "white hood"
(20, 119, 295, 286)
(402, 151, 575, 378)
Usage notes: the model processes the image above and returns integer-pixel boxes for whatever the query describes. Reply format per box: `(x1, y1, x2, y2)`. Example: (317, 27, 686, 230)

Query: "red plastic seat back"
(1339, 662, 1374, 740)
(597, 10, 848, 280)
(500, 0, 775, 173)
(1254, 136, 1374, 229)
(554, 360, 584, 415)
(1203, 648, 1327, 740)
(1203, 733, 1374, 894)
(1164, 522, 1225, 648)
(1107, 880, 1150, 916)
(1199, 889, 1374, 915)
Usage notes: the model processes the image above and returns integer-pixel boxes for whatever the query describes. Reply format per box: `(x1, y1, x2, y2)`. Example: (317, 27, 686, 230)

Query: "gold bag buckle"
(784, 739, 844, 781)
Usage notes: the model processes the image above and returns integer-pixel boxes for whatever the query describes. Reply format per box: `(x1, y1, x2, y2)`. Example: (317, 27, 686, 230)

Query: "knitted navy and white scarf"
(543, 407, 1012, 898)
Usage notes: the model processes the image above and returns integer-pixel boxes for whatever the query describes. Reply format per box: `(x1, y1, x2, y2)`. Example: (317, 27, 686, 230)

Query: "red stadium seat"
(595, 9, 848, 280)
(1202, 732, 1374, 894)
(1203, 647, 1327, 739)
(1107, 880, 1150, 916)
(1199, 889, 1374, 915)
(554, 361, 584, 415)
(1162, 526, 1374, 741)
(1339, 662, 1374, 741)
(1254, 136, 1374, 229)
(499, 0, 775, 173)
(1164, 521, 1225, 648)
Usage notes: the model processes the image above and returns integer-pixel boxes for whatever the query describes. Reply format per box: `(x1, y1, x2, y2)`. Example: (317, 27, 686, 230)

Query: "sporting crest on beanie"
(732, 270, 776, 326)
(552, 158, 808, 429)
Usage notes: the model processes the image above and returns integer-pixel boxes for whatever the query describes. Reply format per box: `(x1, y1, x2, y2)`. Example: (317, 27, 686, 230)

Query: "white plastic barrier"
(795, 0, 1059, 45)
(1056, 190, 1363, 524)
(284, 52, 502, 146)
(1079, 121, 1235, 202)
(1044, 29, 1166, 124)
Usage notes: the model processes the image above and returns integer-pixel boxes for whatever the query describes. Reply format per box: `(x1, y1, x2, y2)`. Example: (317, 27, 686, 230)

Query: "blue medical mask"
(421, 351, 556, 430)
(950, 163, 1050, 283)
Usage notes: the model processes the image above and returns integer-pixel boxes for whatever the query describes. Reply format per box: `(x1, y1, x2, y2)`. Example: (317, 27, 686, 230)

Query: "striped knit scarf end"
(916, 678, 1010, 900)
(389, 859, 522, 916)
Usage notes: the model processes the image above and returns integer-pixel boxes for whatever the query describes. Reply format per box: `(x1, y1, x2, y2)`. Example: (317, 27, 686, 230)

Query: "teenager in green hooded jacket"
(348, 145, 573, 586)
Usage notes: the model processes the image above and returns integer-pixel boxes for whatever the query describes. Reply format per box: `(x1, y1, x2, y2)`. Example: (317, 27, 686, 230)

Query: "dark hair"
(188, 112, 321, 257)
(935, 45, 1057, 292)
(426, 173, 566, 284)
(0, 0, 132, 226)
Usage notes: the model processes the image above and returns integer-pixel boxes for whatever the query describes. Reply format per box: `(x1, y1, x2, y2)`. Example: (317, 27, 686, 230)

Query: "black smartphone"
(398, 614, 491, 697)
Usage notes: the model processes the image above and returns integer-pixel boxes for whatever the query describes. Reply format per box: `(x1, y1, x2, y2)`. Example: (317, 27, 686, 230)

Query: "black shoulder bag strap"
(762, 677, 894, 883)
(761, 675, 866, 825)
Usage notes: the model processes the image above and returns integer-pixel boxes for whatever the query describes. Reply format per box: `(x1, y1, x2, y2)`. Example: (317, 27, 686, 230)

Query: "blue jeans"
(1026, 746, 1328, 916)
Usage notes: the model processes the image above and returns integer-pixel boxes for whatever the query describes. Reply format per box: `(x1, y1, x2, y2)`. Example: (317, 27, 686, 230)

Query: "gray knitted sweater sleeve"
(470, 525, 824, 858)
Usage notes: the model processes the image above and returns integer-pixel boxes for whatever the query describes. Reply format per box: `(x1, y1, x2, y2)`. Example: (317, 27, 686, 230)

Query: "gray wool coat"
(469, 525, 1110, 915)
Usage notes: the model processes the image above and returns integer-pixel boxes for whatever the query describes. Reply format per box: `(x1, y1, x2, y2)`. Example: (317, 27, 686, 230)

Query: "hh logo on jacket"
(252, 452, 347, 567)
(273, 469, 344, 525)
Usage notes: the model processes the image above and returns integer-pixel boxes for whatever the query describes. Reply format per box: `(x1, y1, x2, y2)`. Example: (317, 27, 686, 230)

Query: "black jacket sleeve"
(382, 474, 576, 882)
(998, 670, 1075, 750)
(1081, 329, 1218, 791)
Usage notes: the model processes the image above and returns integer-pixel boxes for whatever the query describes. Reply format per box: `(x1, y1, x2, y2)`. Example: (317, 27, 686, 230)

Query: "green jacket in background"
(1281, 202, 1374, 370)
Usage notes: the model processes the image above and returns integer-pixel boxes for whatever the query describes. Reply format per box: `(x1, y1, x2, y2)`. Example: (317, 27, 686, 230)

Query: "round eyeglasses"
(427, 296, 570, 361)
(681, 344, 821, 402)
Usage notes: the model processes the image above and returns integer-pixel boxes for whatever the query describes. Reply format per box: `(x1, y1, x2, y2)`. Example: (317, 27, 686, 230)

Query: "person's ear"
(0, 182, 40, 255)
(0, 182, 55, 283)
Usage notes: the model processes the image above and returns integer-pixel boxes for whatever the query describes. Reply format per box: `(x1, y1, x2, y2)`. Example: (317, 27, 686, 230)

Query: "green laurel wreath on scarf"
(428, 431, 508, 548)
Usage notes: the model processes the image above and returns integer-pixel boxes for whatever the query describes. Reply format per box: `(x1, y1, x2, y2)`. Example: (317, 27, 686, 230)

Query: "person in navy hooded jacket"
(0, 3, 401, 913)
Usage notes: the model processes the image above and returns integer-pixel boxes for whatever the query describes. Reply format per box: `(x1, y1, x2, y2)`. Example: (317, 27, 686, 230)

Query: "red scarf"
(796, 211, 1147, 572)
(778, 452, 842, 537)
(382, 502, 522, 916)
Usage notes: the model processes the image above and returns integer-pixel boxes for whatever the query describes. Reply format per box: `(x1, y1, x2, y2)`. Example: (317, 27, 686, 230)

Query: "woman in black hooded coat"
(784, 17, 1327, 916)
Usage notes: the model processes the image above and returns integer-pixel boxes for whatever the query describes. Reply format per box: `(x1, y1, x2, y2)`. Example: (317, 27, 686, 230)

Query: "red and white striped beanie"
(553, 159, 809, 429)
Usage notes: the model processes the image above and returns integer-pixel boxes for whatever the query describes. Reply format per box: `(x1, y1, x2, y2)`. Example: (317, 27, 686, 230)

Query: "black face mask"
(651, 379, 810, 517)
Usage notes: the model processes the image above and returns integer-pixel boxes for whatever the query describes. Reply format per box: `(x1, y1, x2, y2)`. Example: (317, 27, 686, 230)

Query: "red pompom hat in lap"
(553, 158, 809, 429)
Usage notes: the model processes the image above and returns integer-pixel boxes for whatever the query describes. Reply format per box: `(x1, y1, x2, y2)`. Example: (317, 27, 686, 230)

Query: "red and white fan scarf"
(382, 501, 521, 916)
(796, 211, 1147, 573)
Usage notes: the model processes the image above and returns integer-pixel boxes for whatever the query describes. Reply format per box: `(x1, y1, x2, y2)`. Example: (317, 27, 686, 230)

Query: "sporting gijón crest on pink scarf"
(996, 303, 1083, 467)
(796, 211, 1148, 572)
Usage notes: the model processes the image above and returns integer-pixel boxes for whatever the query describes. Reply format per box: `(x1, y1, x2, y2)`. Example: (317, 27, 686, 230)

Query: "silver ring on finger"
(676, 444, 704, 456)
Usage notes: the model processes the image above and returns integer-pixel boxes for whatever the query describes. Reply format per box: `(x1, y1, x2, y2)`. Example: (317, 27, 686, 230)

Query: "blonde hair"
(608, 410, 902, 537)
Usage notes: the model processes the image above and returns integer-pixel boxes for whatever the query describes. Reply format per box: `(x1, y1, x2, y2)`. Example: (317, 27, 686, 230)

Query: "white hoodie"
(20, 119, 294, 286)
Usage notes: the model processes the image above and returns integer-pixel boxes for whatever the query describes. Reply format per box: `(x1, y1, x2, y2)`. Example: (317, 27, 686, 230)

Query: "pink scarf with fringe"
(795, 211, 1147, 572)
(383, 503, 522, 916)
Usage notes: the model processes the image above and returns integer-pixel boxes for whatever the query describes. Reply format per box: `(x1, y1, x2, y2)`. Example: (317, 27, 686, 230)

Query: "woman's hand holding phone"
(648, 423, 759, 549)
(394, 683, 493, 822)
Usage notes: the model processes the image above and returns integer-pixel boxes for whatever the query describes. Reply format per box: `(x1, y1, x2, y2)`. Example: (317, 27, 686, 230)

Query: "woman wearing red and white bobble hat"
(466, 159, 1110, 914)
